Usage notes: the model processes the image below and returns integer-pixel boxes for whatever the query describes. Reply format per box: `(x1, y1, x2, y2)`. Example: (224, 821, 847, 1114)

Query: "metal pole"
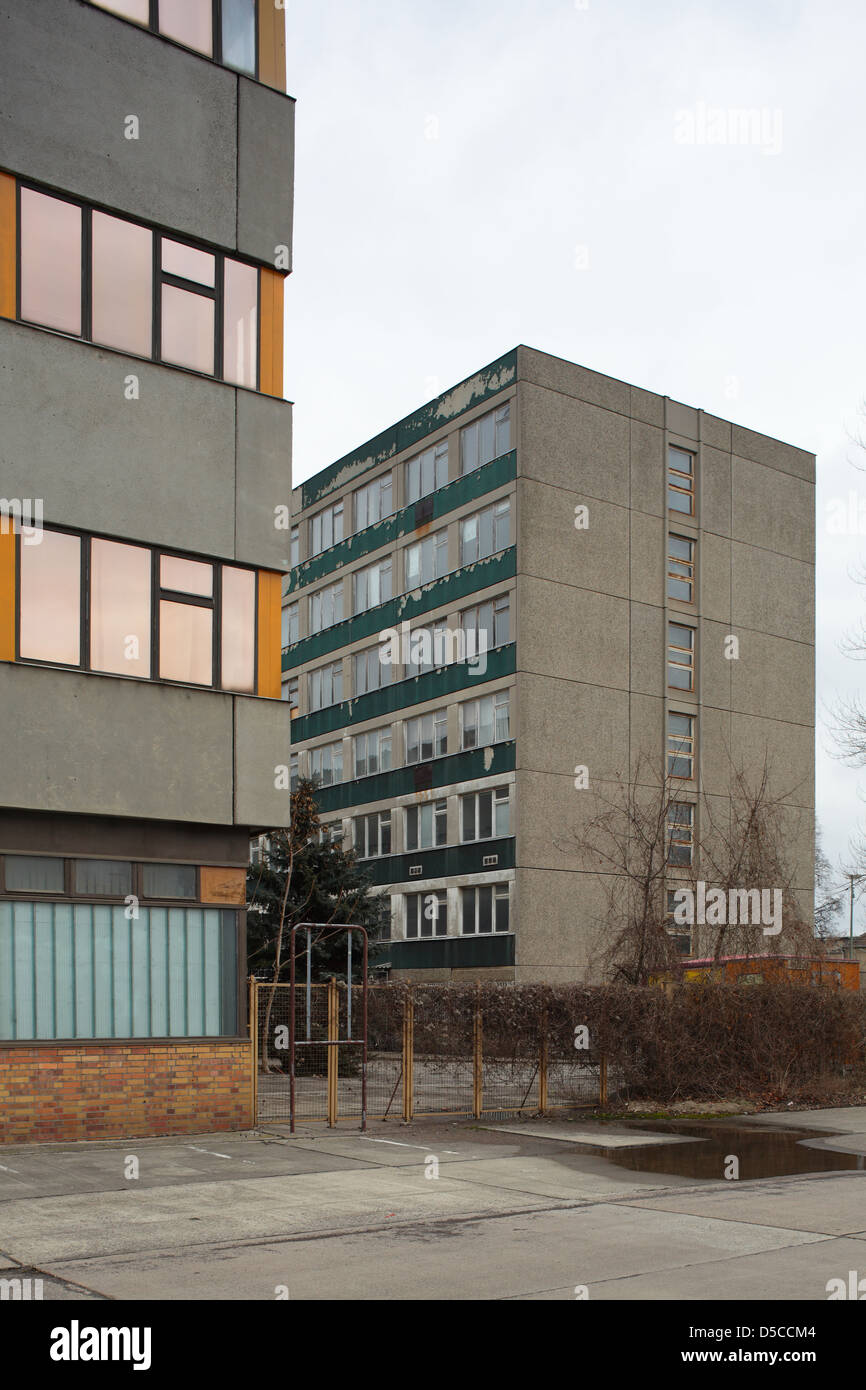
(347, 933, 352, 1040)
(306, 927, 312, 1039)
(850, 875, 856, 961)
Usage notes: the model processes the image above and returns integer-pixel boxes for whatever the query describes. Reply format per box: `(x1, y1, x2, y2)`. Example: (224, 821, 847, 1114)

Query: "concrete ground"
(1, 1108, 865, 1300)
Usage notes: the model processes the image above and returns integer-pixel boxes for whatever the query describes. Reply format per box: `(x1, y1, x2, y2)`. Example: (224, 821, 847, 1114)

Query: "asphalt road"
(1, 1108, 865, 1300)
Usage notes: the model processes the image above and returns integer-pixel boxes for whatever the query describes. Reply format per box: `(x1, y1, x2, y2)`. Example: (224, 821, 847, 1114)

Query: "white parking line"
(358, 1139, 459, 1154)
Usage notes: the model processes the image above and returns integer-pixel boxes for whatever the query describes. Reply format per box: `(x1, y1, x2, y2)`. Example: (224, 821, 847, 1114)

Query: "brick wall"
(0, 1040, 253, 1144)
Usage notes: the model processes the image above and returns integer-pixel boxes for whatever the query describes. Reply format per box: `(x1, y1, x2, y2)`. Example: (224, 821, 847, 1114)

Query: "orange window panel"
(257, 569, 282, 698)
(0, 171, 16, 320)
(259, 268, 284, 398)
(0, 523, 14, 661)
(258, 3, 287, 92)
(200, 866, 247, 905)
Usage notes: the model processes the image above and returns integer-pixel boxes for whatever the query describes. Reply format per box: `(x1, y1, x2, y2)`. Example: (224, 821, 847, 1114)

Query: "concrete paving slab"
(739, 1107, 866, 1134)
(484, 1122, 704, 1148)
(44, 1201, 827, 1302)
(625, 1170, 866, 1236)
(438, 1153, 700, 1200)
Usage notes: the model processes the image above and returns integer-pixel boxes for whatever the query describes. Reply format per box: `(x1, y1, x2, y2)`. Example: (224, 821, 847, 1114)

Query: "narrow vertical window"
(158, 0, 213, 55)
(667, 712, 695, 779)
(667, 534, 695, 602)
(160, 239, 216, 375)
(223, 259, 258, 389)
(20, 189, 82, 335)
(667, 622, 695, 691)
(221, 0, 257, 74)
(668, 447, 695, 515)
(221, 566, 256, 693)
(91, 212, 153, 357)
(90, 539, 151, 677)
(19, 530, 81, 665)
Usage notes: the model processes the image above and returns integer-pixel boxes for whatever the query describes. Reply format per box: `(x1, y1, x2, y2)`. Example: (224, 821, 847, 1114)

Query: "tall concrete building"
(0, 0, 293, 1141)
(283, 348, 815, 983)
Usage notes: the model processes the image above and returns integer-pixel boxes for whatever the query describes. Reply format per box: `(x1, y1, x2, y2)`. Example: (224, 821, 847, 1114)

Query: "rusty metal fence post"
(473, 982, 483, 1118)
(327, 976, 338, 1127)
(402, 985, 414, 1123)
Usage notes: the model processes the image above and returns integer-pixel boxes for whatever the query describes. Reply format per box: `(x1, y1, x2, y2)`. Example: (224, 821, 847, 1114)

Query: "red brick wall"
(0, 1040, 253, 1144)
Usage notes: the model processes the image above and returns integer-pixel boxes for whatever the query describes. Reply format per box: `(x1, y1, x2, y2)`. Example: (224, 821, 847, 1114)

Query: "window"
(4, 856, 64, 893)
(404, 531, 448, 589)
(354, 474, 393, 532)
(290, 527, 299, 567)
(665, 891, 692, 954)
(667, 803, 694, 866)
(354, 812, 391, 859)
(141, 864, 197, 899)
(406, 891, 448, 939)
(282, 602, 299, 649)
(405, 621, 449, 677)
(460, 595, 510, 652)
(91, 0, 258, 75)
(17, 183, 261, 386)
(309, 503, 344, 558)
(667, 622, 695, 691)
(308, 660, 343, 711)
(17, 527, 257, 692)
(281, 676, 299, 711)
(667, 534, 695, 602)
(667, 712, 695, 779)
(309, 582, 343, 635)
(668, 446, 695, 515)
(318, 823, 342, 847)
(354, 646, 393, 696)
(461, 787, 510, 842)
(460, 691, 510, 750)
(460, 499, 511, 565)
(461, 883, 510, 934)
(354, 728, 392, 779)
(405, 441, 448, 504)
(309, 741, 343, 787)
(460, 402, 511, 475)
(405, 800, 448, 851)
(290, 753, 299, 792)
(73, 860, 133, 897)
(353, 558, 392, 615)
(405, 710, 448, 765)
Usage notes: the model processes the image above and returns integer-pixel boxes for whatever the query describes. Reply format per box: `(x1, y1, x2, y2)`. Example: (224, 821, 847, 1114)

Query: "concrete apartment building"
(0, 0, 293, 1141)
(283, 347, 815, 983)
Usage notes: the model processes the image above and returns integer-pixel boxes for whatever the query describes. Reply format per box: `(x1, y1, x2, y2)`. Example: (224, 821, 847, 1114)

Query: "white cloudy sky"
(281, 0, 866, 920)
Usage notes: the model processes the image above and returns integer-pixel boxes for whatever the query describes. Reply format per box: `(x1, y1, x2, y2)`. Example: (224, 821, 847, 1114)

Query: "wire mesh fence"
(252, 980, 604, 1125)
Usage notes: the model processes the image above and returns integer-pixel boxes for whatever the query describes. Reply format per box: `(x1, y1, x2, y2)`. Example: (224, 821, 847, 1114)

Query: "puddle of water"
(579, 1120, 864, 1181)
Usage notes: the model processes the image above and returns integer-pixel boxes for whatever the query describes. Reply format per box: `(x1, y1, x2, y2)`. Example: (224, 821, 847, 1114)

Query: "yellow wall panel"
(259, 268, 284, 399)
(0, 172, 16, 321)
(200, 866, 247, 904)
(0, 525, 16, 662)
(258, 4, 287, 92)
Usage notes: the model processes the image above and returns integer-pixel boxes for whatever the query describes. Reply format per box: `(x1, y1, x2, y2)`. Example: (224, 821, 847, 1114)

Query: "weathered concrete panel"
(237, 79, 295, 267)
(234, 696, 292, 828)
(519, 380, 630, 507)
(235, 390, 293, 570)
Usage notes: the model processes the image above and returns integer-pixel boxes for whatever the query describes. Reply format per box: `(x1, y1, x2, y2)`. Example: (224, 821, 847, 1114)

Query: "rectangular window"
(17, 182, 261, 386)
(460, 690, 510, 750)
(665, 890, 692, 954)
(220, 0, 257, 75)
(353, 473, 393, 532)
(405, 800, 448, 852)
(667, 622, 695, 691)
(308, 660, 343, 711)
(354, 727, 392, 779)
(405, 440, 448, 505)
(309, 741, 343, 788)
(20, 188, 82, 336)
(158, 0, 212, 54)
(92, 0, 257, 75)
(73, 859, 133, 897)
(459, 498, 511, 565)
(353, 558, 392, 615)
(353, 811, 391, 860)
(281, 676, 299, 710)
(667, 712, 695, 779)
(461, 787, 510, 842)
(91, 0, 150, 21)
(141, 864, 197, 899)
(667, 803, 694, 866)
(405, 621, 450, 677)
(667, 534, 695, 603)
(668, 446, 695, 515)
(289, 752, 299, 792)
(17, 528, 257, 692)
(290, 527, 299, 567)
(282, 601, 299, 649)
(309, 582, 343, 635)
(354, 646, 393, 696)
(460, 402, 511, 475)
(461, 883, 509, 934)
(460, 595, 510, 652)
(309, 503, 344, 558)
(405, 890, 448, 939)
(4, 856, 64, 893)
(405, 710, 448, 765)
(404, 531, 448, 589)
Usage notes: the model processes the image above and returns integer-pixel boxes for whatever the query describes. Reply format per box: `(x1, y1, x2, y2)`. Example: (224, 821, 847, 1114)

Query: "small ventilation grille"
(409, 865, 423, 877)
(482, 854, 498, 867)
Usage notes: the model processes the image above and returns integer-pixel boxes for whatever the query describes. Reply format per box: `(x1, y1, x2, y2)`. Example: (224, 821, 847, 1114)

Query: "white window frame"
(405, 799, 448, 851)
(460, 786, 510, 842)
(460, 690, 510, 750)
(405, 440, 448, 505)
(353, 473, 393, 532)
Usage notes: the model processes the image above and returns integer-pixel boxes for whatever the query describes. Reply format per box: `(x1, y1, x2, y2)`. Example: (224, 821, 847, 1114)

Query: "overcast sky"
(282, 0, 866, 922)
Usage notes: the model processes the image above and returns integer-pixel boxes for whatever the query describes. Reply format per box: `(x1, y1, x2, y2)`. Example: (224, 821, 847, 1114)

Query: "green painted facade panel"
(355, 836, 515, 888)
(287, 450, 517, 596)
(284, 546, 516, 669)
(382, 933, 515, 971)
(299, 350, 517, 511)
(314, 741, 516, 814)
(290, 643, 517, 741)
